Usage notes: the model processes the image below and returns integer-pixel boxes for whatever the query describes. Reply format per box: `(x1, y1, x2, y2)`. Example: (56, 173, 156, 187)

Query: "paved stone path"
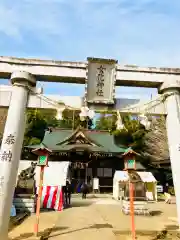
(8, 196, 179, 240)
(48, 199, 116, 240)
(8, 210, 60, 240)
(48, 197, 178, 240)
(94, 199, 120, 205)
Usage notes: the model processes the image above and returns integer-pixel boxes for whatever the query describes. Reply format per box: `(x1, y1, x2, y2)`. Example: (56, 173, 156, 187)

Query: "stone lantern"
(122, 148, 149, 215)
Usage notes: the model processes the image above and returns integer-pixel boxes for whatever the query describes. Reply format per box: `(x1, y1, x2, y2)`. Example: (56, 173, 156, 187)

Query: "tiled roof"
(27, 128, 126, 154)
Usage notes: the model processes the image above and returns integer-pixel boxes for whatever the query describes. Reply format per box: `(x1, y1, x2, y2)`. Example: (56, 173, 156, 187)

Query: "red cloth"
(36, 186, 64, 211)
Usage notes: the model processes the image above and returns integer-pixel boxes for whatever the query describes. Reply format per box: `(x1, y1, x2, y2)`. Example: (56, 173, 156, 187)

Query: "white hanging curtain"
(79, 107, 95, 121)
(55, 106, 65, 120)
(138, 113, 151, 130)
(79, 106, 89, 121)
(88, 109, 95, 119)
(116, 110, 126, 130)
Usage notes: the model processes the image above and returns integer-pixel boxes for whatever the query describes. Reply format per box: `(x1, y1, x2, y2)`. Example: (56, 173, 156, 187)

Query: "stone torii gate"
(0, 56, 180, 239)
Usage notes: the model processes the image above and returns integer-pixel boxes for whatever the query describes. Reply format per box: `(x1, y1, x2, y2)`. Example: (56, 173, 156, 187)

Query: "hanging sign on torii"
(86, 57, 117, 106)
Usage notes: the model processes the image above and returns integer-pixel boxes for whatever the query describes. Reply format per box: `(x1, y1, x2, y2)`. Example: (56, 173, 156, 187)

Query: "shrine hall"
(24, 127, 148, 192)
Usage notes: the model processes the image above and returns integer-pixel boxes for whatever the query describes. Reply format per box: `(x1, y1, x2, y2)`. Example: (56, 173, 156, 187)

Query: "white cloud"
(0, 0, 68, 40)
(0, 0, 179, 66)
(0, 0, 180, 96)
(0, 5, 21, 39)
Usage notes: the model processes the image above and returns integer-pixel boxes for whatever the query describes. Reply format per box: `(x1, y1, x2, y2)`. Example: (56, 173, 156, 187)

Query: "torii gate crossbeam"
(0, 56, 180, 87)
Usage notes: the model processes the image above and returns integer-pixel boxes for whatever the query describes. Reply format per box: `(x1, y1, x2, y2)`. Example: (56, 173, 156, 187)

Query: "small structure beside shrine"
(113, 148, 157, 215)
(113, 171, 157, 201)
(23, 127, 126, 193)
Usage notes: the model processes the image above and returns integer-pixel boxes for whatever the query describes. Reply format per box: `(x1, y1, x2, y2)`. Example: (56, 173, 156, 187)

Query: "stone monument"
(13, 162, 37, 213)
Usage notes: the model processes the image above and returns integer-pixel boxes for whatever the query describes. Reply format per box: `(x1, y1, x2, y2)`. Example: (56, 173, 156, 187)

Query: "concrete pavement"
(8, 196, 179, 240)
(8, 210, 60, 240)
(48, 199, 116, 240)
(48, 197, 178, 240)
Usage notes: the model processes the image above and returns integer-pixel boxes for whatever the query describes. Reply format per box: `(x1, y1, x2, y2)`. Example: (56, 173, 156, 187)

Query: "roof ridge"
(85, 130, 110, 133)
(50, 128, 73, 131)
(47, 128, 111, 133)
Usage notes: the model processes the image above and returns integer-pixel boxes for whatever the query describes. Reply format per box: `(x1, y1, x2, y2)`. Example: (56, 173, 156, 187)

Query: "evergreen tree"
(111, 115, 146, 152)
(24, 109, 48, 145)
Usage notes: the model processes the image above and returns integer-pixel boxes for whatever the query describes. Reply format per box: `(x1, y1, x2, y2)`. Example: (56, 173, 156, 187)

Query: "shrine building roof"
(26, 128, 126, 154)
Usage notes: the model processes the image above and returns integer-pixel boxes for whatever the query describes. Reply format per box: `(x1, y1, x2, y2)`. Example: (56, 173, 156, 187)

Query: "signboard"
(93, 178, 99, 190)
(86, 58, 117, 105)
(156, 185, 163, 193)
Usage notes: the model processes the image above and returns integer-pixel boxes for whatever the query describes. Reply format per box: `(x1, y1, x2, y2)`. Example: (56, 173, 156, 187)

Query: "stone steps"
(122, 200, 150, 216)
(13, 197, 36, 213)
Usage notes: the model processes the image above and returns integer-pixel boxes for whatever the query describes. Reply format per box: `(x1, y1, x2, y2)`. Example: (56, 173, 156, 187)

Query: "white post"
(159, 80, 180, 227)
(0, 71, 36, 240)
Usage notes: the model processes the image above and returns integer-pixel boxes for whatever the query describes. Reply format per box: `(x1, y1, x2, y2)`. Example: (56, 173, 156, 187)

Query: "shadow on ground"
(165, 224, 179, 230)
(9, 213, 30, 232)
(114, 229, 180, 240)
(70, 200, 94, 208)
(9, 226, 68, 240)
(9, 222, 113, 239)
(150, 210, 163, 216)
(40, 209, 55, 213)
(49, 223, 113, 238)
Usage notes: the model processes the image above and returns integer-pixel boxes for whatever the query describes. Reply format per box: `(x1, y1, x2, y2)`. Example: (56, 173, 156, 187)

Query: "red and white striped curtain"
(37, 186, 64, 211)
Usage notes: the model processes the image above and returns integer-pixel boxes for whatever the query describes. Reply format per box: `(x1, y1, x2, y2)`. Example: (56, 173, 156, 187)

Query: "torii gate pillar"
(159, 80, 180, 227)
(0, 71, 36, 240)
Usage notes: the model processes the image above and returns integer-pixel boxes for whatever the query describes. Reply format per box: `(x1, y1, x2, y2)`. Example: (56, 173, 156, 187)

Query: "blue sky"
(0, 0, 179, 99)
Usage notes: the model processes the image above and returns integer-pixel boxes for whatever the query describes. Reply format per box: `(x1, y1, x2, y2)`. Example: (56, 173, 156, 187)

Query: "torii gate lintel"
(0, 56, 180, 87)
